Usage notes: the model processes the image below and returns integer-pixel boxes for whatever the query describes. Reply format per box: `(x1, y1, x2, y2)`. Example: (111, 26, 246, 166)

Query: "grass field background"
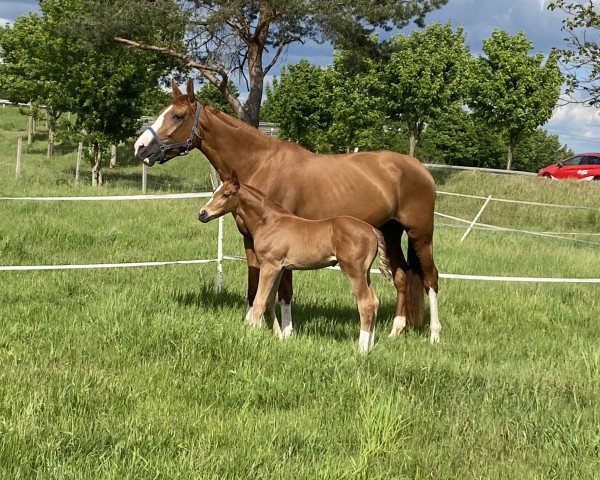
(1, 105, 599, 479)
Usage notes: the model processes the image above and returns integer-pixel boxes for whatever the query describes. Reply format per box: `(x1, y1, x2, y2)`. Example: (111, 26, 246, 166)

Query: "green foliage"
(548, 0, 600, 106)
(384, 22, 470, 153)
(468, 30, 562, 169)
(197, 82, 239, 116)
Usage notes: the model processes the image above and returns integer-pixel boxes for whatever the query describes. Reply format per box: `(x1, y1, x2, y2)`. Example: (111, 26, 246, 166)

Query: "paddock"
(0, 117, 599, 477)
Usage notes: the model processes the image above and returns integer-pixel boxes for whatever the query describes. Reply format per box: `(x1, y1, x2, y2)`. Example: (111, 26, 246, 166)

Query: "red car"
(538, 153, 600, 180)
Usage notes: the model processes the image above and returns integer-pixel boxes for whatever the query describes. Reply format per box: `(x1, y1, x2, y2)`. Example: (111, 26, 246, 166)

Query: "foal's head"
(198, 172, 240, 223)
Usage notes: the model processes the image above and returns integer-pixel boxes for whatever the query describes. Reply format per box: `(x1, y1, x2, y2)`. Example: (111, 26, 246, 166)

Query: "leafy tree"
(548, 0, 600, 107)
(198, 82, 239, 116)
(70, 0, 449, 127)
(262, 60, 333, 152)
(468, 30, 562, 170)
(383, 22, 470, 156)
(0, 0, 172, 185)
(512, 128, 573, 172)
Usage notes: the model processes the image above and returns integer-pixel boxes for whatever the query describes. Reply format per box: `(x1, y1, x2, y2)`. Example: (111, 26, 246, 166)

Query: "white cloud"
(0, 17, 11, 26)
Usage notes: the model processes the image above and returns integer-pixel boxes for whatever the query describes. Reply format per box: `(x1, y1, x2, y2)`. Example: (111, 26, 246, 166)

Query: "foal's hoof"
(388, 316, 407, 338)
(281, 325, 293, 340)
(430, 331, 441, 344)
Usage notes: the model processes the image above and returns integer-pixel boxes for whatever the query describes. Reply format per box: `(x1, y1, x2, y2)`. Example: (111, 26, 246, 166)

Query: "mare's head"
(198, 171, 241, 223)
(134, 78, 201, 166)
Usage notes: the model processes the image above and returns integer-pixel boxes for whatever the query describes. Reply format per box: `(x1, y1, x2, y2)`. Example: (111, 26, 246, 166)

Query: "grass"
(0, 104, 599, 479)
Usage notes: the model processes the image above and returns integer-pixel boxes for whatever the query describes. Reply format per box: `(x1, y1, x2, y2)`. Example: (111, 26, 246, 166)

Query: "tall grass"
(0, 105, 599, 479)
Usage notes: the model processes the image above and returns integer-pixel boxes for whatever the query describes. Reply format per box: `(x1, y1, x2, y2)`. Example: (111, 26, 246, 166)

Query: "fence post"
(461, 195, 493, 242)
(210, 166, 223, 293)
(75, 142, 83, 185)
(16, 137, 22, 178)
(142, 164, 147, 193)
(27, 116, 33, 145)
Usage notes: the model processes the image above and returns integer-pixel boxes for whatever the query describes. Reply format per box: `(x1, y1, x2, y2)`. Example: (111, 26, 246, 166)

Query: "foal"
(199, 172, 392, 353)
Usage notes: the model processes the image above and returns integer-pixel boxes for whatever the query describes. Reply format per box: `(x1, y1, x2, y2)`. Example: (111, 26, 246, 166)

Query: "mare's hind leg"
(380, 221, 409, 338)
(340, 261, 378, 353)
(406, 229, 440, 343)
(277, 271, 293, 339)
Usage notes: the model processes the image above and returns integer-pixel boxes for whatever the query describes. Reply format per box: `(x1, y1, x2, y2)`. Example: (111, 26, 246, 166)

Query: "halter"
(147, 101, 202, 164)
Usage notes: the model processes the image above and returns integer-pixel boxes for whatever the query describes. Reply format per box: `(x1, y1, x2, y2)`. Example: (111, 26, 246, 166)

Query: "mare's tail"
(372, 229, 393, 281)
(406, 239, 424, 326)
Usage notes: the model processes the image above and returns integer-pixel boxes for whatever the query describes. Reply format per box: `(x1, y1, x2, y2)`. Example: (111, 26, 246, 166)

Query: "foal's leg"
(341, 262, 378, 353)
(266, 273, 284, 340)
(249, 264, 283, 332)
(407, 229, 441, 344)
(278, 270, 293, 339)
(380, 222, 409, 338)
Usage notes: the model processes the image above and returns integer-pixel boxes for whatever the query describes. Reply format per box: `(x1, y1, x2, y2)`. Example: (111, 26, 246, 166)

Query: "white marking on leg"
(388, 315, 407, 338)
(358, 329, 375, 353)
(134, 106, 172, 155)
(428, 288, 441, 344)
(245, 303, 254, 325)
(280, 300, 293, 339)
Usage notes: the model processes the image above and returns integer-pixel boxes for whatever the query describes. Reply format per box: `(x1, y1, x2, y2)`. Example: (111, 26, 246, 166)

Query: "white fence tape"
(0, 192, 212, 201)
(437, 190, 598, 211)
(2, 257, 599, 283)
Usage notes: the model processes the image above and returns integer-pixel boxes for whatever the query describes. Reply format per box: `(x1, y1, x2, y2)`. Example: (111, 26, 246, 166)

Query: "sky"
(1, 0, 598, 154)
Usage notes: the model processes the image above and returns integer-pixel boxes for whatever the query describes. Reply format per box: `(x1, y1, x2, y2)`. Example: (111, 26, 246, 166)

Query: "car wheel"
(543, 173, 552, 179)
(593, 176, 600, 181)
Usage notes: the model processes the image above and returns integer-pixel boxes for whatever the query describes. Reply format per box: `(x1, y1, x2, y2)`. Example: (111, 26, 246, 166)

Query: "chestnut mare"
(199, 172, 392, 352)
(134, 79, 441, 343)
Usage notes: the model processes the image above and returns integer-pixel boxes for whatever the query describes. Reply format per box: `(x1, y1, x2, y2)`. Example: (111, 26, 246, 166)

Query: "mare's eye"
(223, 193, 231, 199)
(173, 114, 184, 121)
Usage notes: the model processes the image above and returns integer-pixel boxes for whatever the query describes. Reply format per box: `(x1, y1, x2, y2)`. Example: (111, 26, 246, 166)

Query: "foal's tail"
(373, 229, 393, 281)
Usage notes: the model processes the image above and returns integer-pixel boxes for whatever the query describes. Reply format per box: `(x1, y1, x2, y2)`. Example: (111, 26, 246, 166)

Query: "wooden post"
(142, 164, 147, 193)
(16, 137, 22, 178)
(210, 166, 223, 292)
(46, 127, 54, 158)
(75, 142, 83, 185)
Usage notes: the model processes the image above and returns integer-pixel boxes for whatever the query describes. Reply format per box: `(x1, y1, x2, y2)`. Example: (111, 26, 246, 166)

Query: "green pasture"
(0, 105, 599, 479)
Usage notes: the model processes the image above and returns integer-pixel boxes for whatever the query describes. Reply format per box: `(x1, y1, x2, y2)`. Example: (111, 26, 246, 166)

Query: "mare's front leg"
(243, 235, 260, 324)
(249, 264, 283, 334)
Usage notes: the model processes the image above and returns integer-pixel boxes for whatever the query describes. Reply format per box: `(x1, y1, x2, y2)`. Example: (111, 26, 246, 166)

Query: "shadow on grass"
(173, 283, 431, 342)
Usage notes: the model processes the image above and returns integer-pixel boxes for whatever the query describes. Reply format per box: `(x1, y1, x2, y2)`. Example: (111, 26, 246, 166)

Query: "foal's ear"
(186, 78, 195, 103)
(172, 80, 183, 100)
(231, 169, 240, 188)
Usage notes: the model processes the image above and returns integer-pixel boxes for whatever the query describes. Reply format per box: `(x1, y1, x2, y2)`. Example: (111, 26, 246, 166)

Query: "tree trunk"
(506, 133, 516, 171)
(109, 144, 118, 168)
(91, 144, 103, 187)
(241, 41, 266, 127)
(409, 133, 417, 157)
(47, 127, 54, 158)
(27, 115, 33, 145)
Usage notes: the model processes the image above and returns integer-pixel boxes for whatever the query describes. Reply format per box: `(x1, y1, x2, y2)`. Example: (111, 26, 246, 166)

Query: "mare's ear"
(186, 78, 195, 103)
(172, 80, 182, 100)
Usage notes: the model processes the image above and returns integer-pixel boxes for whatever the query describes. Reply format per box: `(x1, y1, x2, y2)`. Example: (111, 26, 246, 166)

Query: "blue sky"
(1, 0, 598, 154)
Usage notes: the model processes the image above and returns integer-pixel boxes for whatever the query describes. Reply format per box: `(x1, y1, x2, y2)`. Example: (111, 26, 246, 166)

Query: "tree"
(70, 0, 449, 127)
(0, 0, 172, 185)
(262, 60, 333, 152)
(198, 82, 240, 116)
(548, 0, 600, 107)
(468, 30, 562, 170)
(383, 22, 470, 156)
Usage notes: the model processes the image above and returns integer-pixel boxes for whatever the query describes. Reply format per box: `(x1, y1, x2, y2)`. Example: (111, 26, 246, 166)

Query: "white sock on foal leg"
(280, 300, 293, 339)
(358, 329, 375, 353)
(429, 288, 441, 343)
(388, 315, 407, 337)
